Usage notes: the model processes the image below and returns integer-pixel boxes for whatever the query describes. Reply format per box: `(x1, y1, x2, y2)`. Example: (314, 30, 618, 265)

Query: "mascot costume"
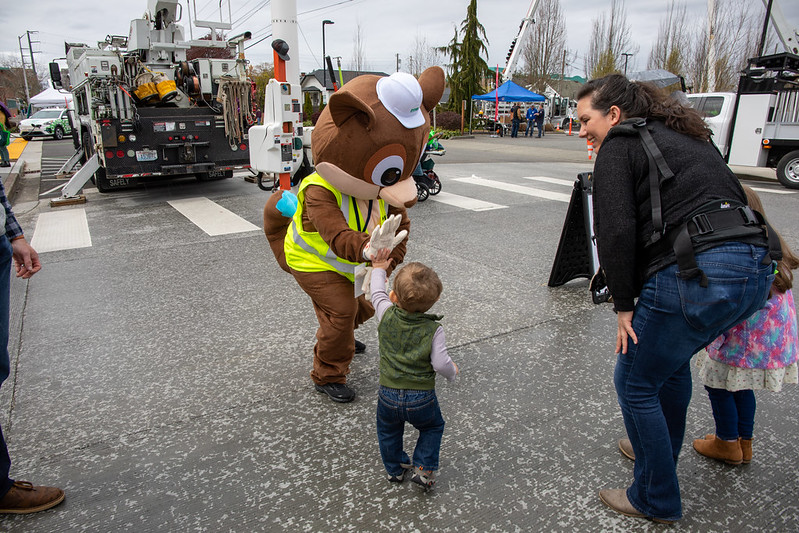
(264, 67, 446, 403)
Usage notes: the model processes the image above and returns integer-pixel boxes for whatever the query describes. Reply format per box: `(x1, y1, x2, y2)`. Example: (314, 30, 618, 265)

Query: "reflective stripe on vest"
(285, 173, 387, 281)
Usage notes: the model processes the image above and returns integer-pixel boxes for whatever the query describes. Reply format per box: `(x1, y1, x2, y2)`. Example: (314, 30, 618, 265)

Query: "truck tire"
(776, 150, 799, 189)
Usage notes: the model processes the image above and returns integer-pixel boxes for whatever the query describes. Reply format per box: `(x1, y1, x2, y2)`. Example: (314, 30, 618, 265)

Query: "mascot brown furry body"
(264, 67, 445, 402)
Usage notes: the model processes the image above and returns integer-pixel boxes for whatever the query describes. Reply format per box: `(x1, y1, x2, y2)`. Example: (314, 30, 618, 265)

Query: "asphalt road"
(1, 135, 797, 531)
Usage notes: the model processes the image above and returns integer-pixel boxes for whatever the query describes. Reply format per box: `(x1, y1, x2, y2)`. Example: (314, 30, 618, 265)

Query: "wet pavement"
(0, 136, 797, 531)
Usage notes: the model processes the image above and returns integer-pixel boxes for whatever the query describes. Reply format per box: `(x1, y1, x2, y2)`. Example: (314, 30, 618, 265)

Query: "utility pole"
(17, 35, 30, 110)
(396, 53, 400, 73)
(26, 30, 39, 79)
(707, 0, 717, 91)
(622, 53, 633, 75)
(560, 49, 566, 95)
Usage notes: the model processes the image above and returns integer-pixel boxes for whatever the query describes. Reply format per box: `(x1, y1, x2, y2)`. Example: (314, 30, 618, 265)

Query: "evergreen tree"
(443, 0, 492, 112)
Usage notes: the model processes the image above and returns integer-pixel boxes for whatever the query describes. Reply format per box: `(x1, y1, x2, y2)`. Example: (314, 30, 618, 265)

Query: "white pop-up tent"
(28, 87, 73, 111)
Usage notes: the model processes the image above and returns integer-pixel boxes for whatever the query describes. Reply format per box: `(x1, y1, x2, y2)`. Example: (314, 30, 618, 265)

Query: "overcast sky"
(2, 0, 798, 81)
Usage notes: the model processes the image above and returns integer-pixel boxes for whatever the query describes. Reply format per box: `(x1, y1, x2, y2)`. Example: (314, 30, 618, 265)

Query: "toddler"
(370, 251, 458, 489)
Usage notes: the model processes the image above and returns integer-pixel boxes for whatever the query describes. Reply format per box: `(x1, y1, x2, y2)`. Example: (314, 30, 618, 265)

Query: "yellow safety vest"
(285, 173, 388, 281)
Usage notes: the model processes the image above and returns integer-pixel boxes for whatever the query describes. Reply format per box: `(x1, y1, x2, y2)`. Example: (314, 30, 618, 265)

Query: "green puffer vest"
(378, 307, 443, 390)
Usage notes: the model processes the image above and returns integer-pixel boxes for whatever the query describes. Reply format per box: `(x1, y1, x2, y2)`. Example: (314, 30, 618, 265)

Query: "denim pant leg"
(0, 146, 8, 164)
(733, 390, 756, 439)
(0, 236, 13, 497)
(376, 388, 407, 477)
(616, 243, 772, 520)
(406, 391, 445, 471)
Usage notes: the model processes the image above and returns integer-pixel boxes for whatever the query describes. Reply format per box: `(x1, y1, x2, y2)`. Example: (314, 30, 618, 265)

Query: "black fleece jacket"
(592, 119, 747, 312)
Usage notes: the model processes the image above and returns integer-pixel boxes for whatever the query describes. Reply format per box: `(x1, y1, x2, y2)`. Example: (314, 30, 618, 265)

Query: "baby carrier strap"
(627, 118, 781, 288)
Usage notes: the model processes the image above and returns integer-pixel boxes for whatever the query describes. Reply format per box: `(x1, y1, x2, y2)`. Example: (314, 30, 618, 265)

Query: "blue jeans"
(615, 243, 773, 520)
(0, 236, 14, 498)
(705, 387, 756, 440)
(536, 122, 544, 137)
(376, 386, 445, 476)
(511, 120, 520, 138)
(525, 120, 534, 136)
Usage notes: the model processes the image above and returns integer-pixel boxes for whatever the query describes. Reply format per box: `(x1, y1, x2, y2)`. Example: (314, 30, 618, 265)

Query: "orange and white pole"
(587, 140, 594, 160)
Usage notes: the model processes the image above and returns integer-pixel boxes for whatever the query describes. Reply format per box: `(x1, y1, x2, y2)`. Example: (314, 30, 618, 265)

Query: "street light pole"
(622, 53, 633, 75)
(322, 20, 334, 104)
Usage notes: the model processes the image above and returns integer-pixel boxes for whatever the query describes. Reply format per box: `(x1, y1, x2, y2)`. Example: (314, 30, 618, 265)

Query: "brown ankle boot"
(693, 434, 743, 465)
(739, 438, 752, 464)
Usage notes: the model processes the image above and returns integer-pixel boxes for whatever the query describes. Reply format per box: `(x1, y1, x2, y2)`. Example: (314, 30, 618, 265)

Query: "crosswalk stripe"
(30, 208, 92, 253)
(168, 197, 259, 236)
(427, 191, 507, 211)
(520, 176, 576, 187)
(750, 186, 795, 195)
(454, 175, 572, 203)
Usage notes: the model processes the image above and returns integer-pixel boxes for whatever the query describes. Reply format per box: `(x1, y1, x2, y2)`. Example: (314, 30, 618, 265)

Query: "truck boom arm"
(501, 0, 542, 83)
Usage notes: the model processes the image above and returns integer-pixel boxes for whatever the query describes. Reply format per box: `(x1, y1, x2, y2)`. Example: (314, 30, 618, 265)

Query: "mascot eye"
(370, 155, 404, 187)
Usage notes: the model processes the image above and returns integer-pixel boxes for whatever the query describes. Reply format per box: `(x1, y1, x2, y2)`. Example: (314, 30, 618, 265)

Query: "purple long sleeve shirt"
(371, 267, 457, 382)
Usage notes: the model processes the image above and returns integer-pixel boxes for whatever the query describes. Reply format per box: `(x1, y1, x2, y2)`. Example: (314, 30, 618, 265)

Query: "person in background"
(0, 177, 65, 514)
(535, 104, 545, 137)
(510, 103, 521, 138)
(525, 105, 535, 137)
(693, 185, 798, 465)
(369, 251, 458, 490)
(0, 106, 11, 168)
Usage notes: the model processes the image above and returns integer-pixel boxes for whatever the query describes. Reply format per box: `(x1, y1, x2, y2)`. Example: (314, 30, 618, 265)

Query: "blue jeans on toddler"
(376, 386, 445, 476)
(705, 386, 756, 440)
(615, 242, 773, 521)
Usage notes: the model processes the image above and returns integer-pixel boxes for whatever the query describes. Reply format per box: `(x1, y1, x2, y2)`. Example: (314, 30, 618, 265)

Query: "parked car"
(19, 108, 72, 141)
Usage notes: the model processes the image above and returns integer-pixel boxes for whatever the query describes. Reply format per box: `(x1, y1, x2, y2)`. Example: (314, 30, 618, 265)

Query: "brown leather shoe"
(599, 488, 677, 524)
(693, 434, 743, 465)
(0, 481, 65, 514)
(618, 438, 635, 461)
(740, 437, 753, 464)
(599, 489, 645, 518)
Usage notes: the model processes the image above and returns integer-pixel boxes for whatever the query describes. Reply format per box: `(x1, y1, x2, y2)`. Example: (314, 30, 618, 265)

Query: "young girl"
(693, 185, 799, 465)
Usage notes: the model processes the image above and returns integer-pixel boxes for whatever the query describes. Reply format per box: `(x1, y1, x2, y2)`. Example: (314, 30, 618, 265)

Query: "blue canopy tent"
(472, 80, 545, 102)
(472, 81, 545, 136)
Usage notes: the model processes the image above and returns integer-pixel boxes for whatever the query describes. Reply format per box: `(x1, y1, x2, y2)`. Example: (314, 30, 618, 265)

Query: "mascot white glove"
(359, 266, 374, 301)
(362, 214, 408, 261)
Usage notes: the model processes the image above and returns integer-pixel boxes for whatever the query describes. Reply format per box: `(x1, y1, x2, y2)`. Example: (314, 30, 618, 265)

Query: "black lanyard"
(351, 197, 374, 233)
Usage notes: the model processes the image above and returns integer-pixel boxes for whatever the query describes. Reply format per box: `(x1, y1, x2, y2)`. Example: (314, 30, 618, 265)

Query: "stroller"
(412, 133, 444, 202)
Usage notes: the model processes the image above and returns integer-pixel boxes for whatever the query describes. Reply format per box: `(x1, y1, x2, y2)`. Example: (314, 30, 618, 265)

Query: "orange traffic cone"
(587, 140, 594, 160)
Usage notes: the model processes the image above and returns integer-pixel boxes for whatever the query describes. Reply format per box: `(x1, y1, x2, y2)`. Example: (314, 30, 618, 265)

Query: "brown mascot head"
(311, 66, 446, 208)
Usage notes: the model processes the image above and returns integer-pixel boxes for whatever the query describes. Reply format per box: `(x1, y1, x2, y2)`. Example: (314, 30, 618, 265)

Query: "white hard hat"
(376, 72, 425, 129)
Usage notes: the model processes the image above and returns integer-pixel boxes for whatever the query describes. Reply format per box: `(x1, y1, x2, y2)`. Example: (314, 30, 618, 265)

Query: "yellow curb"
(8, 138, 27, 160)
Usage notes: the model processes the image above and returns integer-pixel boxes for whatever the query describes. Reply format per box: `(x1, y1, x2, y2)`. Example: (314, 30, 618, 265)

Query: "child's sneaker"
(410, 466, 435, 489)
(386, 471, 405, 483)
(387, 463, 412, 483)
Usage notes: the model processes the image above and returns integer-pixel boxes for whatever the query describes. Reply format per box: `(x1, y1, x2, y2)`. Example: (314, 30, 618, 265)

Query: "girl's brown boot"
(692, 434, 743, 465)
(739, 438, 752, 464)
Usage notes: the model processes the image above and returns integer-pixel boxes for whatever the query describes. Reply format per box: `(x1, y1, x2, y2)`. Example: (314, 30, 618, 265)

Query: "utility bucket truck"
(688, 53, 799, 189)
(50, 0, 254, 198)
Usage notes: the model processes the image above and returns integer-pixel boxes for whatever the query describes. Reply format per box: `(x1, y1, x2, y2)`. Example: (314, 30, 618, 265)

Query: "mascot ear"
(328, 90, 377, 129)
(418, 66, 445, 112)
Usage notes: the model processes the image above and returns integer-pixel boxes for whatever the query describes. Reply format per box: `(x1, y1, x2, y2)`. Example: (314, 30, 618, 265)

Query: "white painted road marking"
(750, 187, 795, 195)
(454, 175, 572, 203)
(520, 176, 576, 187)
(31, 208, 92, 253)
(168, 197, 259, 236)
(427, 191, 508, 211)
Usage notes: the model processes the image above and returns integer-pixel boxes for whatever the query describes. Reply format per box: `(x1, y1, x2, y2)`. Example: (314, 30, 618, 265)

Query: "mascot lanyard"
(351, 197, 374, 233)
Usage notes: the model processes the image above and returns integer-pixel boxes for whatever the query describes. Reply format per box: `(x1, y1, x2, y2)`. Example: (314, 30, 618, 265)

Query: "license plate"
(136, 149, 158, 162)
